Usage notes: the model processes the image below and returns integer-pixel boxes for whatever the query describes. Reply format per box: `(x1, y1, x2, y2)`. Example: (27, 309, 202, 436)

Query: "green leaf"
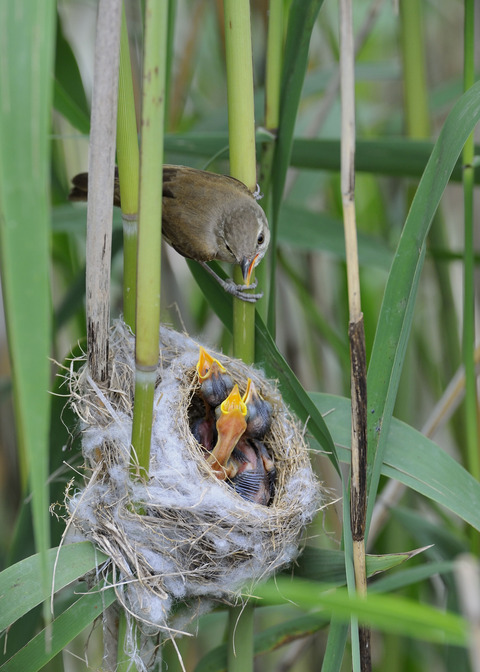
(268, 0, 325, 330)
(294, 546, 427, 584)
(365, 81, 480, 527)
(0, 583, 116, 672)
(253, 577, 467, 646)
(0, 0, 56, 621)
(194, 613, 329, 672)
(311, 392, 480, 532)
(278, 204, 393, 271)
(0, 542, 107, 631)
(370, 561, 455, 594)
(163, 133, 480, 183)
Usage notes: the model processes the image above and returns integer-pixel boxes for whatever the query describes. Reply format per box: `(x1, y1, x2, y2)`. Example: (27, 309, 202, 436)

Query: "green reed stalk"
(224, 0, 257, 365)
(462, 0, 479, 488)
(223, 1, 257, 668)
(117, 5, 140, 332)
(130, 1, 168, 477)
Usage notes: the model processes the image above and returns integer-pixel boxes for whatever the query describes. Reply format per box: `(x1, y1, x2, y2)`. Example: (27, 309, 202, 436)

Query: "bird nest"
(65, 319, 322, 636)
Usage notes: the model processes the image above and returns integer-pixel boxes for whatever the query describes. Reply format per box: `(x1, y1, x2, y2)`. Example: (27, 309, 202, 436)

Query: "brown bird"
(228, 437, 276, 506)
(69, 165, 270, 302)
(206, 385, 247, 480)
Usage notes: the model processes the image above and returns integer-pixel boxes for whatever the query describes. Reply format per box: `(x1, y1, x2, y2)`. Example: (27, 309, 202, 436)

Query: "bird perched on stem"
(69, 165, 270, 302)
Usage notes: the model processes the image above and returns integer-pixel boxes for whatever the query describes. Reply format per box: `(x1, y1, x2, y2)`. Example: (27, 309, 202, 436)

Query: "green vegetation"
(0, 1, 479, 671)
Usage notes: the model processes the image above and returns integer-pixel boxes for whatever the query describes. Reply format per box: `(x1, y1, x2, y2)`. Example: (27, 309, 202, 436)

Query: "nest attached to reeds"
(65, 319, 322, 635)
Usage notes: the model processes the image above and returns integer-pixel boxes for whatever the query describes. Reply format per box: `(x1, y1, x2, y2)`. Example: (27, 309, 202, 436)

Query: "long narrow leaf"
(0, 542, 107, 631)
(253, 577, 467, 646)
(0, 583, 116, 672)
(365, 81, 480, 529)
(163, 133, 480, 183)
(0, 0, 56, 621)
(311, 392, 480, 532)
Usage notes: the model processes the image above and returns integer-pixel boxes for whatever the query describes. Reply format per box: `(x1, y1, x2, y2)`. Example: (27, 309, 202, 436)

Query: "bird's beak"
(240, 254, 260, 286)
(242, 378, 255, 406)
(196, 346, 226, 380)
(207, 385, 247, 476)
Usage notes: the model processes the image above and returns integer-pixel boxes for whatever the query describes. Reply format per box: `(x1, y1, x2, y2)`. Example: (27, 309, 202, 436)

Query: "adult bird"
(69, 165, 270, 302)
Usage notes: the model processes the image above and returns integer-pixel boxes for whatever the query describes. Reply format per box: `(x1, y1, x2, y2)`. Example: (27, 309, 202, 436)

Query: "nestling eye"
(257, 233, 265, 245)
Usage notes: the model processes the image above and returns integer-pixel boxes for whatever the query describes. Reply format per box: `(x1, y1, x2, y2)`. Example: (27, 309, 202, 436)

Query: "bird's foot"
(199, 262, 263, 302)
(221, 278, 263, 303)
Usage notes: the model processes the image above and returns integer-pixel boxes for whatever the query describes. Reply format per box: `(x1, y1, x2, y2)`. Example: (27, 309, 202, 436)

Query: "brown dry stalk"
(86, 0, 122, 384)
(339, 0, 371, 668)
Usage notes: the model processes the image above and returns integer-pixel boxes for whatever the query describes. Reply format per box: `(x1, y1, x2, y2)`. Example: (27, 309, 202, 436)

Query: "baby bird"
(196, 347, 233, 409)
(228, 438, 276, 506)
(206, 385, 247, 480)
(242, 379, 273, 439)
(191, 415, 217, 453)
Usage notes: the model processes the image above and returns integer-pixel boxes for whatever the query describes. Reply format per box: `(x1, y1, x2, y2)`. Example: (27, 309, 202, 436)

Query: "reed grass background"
(0, 1, 479, 671)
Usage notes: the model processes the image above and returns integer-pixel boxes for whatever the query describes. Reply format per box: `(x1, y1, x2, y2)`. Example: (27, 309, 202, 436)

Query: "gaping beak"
(242, 378, 254, 405)
(196, 346, 226, 381)
(240, 254, 260, 286)
(207, 384, 247, 478)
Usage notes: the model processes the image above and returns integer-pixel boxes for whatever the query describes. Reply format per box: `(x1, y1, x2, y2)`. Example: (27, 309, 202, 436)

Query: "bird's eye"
(225, 243, 233, 254)
(257, 233, 265, 245)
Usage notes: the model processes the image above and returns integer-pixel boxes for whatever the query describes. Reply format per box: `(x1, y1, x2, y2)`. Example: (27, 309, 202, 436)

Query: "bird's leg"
(198, 261, 263, 303)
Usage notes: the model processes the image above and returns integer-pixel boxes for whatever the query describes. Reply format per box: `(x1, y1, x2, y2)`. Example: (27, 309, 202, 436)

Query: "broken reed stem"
(339, 0, 371, 669)
(130, 0, 168, 477)
(224, 0, 257, 668)
(86, 0, 122, 384)
(117, 5, 139, 333)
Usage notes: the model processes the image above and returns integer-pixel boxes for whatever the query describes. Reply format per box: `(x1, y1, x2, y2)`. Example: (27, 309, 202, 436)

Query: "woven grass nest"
(66, 319, 322, 634)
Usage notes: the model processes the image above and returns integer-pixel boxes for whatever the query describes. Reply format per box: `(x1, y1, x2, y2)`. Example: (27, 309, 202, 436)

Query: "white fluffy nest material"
(66, 319, 322, 633)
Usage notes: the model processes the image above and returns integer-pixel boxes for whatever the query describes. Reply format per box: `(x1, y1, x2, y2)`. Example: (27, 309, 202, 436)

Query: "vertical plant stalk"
(462, 0, 479, 491)
(86, 0, 122, 384)
(223, 1, 257, 669)
(130, 0, 168, 478)
(257, 0, 284, 321)
(224, 0, 257, 365)
(339, 0, 371, 670)
(117, 5, 140, 333)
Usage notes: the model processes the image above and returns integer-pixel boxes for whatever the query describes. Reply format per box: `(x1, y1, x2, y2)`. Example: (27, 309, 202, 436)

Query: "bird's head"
(207, 385, 248, 477)
(196, 346, 226, 381)
(221, 201, 270, 285)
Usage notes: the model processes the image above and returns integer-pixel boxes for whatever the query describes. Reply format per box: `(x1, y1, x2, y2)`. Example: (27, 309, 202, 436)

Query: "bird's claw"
(222, 278, 263, 303)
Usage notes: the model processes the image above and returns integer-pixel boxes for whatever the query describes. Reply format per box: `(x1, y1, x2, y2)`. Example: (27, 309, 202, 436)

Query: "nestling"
(206, 384, 247, 479)
(242, 378, 273, 439)
(228, 437, 276, 506)
(196, 346, 234, 409)
(69, 165, 270, 302)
